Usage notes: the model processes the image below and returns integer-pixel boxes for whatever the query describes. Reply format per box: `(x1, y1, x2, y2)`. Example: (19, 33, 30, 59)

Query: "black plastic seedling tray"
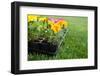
(28, 41, 58, 55)
(28, 29, 68, 56)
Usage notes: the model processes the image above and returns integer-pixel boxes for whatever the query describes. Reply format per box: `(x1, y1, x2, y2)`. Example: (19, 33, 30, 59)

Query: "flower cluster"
(28, 15, 68, 33)
(48, 18, 68, 33)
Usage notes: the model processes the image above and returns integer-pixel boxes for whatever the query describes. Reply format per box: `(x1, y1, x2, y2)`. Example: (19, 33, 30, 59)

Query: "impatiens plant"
(28, 15, 68, 46)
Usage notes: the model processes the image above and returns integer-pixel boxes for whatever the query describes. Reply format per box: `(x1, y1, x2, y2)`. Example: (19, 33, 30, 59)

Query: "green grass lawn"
(28, 16, 88, 61)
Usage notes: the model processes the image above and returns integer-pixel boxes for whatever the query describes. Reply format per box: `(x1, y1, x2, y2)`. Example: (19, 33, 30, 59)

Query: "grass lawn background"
(28, 16, 88, 61)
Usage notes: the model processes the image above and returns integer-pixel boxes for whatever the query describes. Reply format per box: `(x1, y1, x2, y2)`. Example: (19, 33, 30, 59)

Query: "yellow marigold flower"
(28, 15, 38, 22)
(51, 23, 61, 33)
(48, 20, 54, 25)
(39, 17, 48, 22)
(57, 20, 68, 28)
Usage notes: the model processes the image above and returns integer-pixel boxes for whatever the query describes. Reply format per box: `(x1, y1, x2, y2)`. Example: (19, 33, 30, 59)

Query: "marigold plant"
(28, 15, 68, 44)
